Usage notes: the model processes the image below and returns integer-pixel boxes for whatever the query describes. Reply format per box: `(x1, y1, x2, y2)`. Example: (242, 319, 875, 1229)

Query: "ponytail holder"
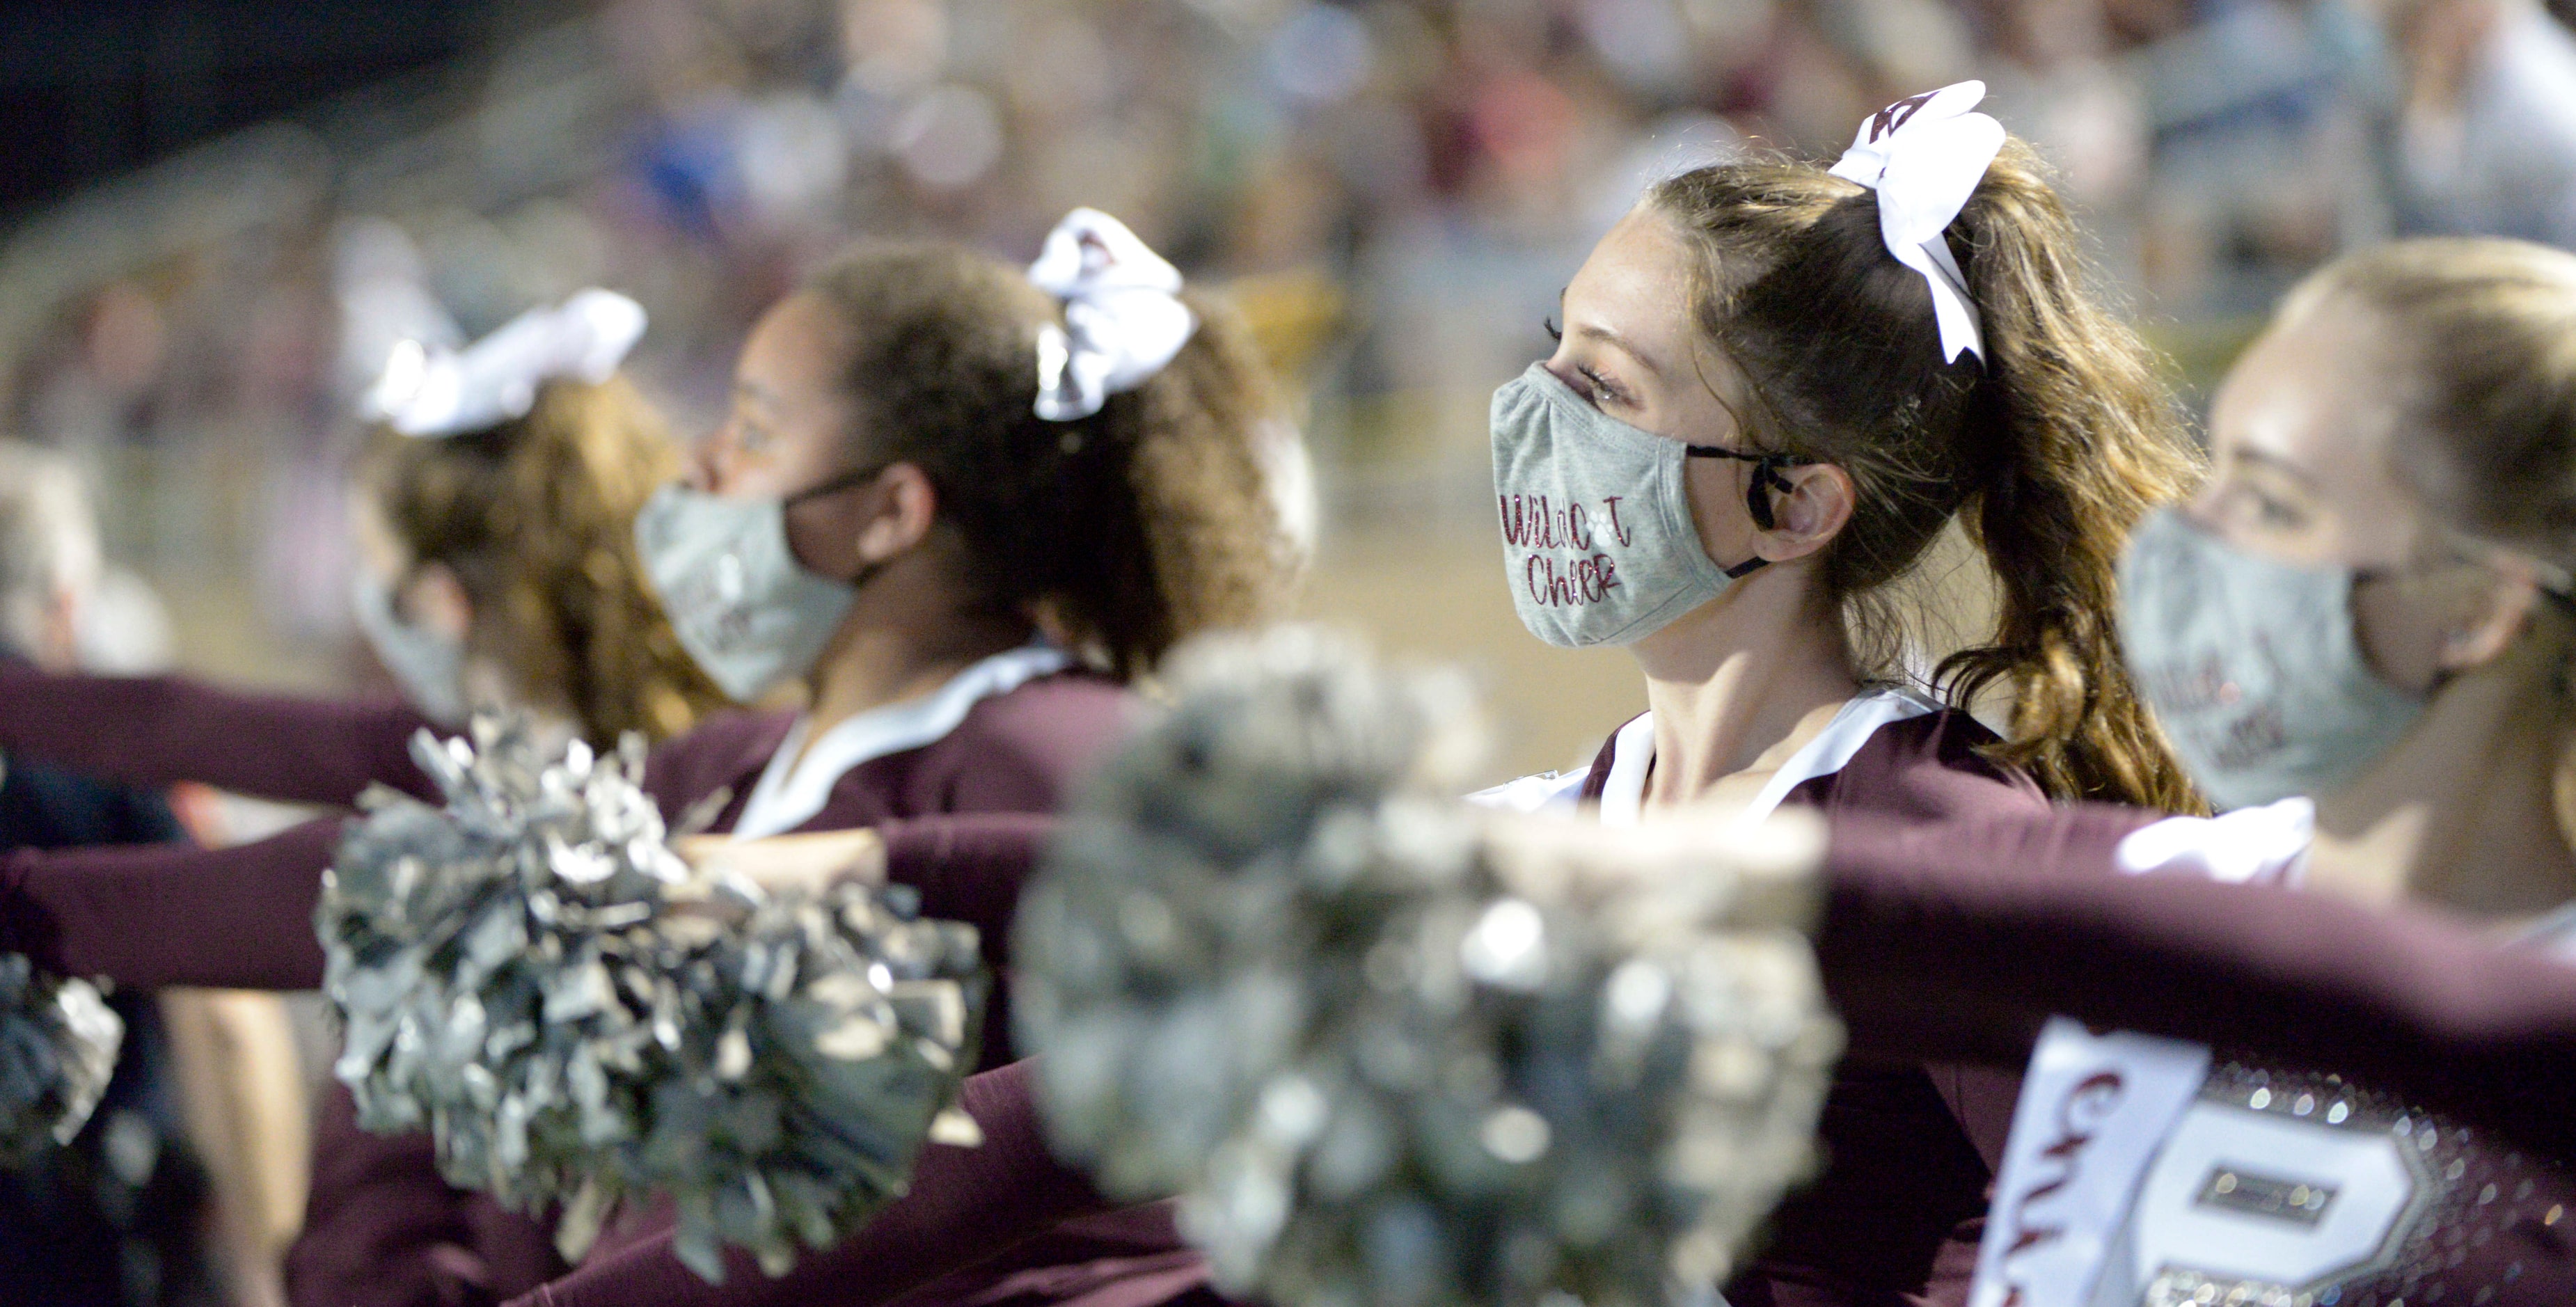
(363, 288, 647, 438)
(1027, 208, 1196, 422)
(1826, 81, 2006, 365)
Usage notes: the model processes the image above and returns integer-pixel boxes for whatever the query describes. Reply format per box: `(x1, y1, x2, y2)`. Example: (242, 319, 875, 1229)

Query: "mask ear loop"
(1685, 445, 1816, 577)
(782, 462, 897, 587)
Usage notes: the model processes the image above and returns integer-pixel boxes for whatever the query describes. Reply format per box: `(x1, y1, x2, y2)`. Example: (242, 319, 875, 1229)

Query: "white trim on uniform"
(729, 644, 1073, 840)
(1468, 686, 1943, 826)
(2111, 798, 2314, 887)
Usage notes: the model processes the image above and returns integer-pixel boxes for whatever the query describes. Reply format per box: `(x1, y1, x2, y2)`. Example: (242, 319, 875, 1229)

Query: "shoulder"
(1793, 704, 2050, 823)
(910, 671, 1135, 800)
(952, 670, 1131, 739)
(643, 710, 798, 814)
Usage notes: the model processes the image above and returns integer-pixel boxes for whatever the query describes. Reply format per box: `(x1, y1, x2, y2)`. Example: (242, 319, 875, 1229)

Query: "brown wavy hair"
(800, 241, 1288, 679)
(1646, 139, 2205, 809)
(359, 375, 728, 743)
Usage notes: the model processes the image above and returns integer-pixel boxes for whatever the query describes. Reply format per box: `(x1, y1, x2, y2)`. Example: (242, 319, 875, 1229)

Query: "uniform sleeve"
(1819, 806, 2576, 1162)
(1795, 710, 2050, 826)
(0, 816, 338, 990)
(0, 665, 438, 807)
(878, 812, 1053, 969)
(504, 1060, 1123, 1307)
(286, 1084, 564, 1307)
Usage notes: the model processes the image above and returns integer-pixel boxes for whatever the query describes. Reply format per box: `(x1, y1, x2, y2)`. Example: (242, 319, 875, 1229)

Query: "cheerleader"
(0, 290, 727, 995)
(282, 214, 1290, 1307)
(1888, 235, 2576, 1307)
(1472, 80, 2200, 1306)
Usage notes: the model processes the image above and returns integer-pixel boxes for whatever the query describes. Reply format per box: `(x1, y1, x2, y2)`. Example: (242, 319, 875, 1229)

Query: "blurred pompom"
(319, 717, 986, 1283)
(0, 954, 121, 1168)
(1016, 627, 1840, 1307)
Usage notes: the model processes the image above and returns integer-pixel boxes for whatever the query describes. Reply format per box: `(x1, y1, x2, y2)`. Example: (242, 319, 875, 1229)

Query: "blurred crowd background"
(0, 1, 2571, 1301)
(17, 0, 2576, 776)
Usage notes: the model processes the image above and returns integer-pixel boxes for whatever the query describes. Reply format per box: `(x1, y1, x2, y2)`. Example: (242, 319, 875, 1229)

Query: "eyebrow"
(734, 378, 784, 411)
(1557, 287, 1666, 379)
(1573, 322, 1664, 378)
(2230, 445, 2321, 487)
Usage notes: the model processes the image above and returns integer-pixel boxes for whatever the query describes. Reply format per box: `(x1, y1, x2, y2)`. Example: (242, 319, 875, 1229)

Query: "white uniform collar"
(728, 644, 1073, 840)
(1595, 686, 1943, 828)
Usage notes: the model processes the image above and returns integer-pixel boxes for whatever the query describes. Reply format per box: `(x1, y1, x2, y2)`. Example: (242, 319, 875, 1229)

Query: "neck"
(2311, 614, 2576, 918)
(798, 599, 1033, 756)
(1627, 567, 1860, 809)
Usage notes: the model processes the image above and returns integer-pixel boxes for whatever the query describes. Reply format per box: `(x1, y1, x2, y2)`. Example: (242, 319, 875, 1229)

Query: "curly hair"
(1646, 141, 2206, 810)
(358, 375, 729, 744)
(799, 241, 1289, 680)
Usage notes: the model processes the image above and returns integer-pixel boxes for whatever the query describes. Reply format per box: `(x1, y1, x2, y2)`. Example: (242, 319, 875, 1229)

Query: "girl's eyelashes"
(1542, 315, 1562, 343)
(1576, 364, 1629, 407)
(2220, 480, 2307, 532)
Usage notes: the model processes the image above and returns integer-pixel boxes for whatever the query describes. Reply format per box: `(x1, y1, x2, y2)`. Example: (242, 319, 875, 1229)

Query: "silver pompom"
(1016, 628, 1840, 1307)
(0, 954, 120, 1166)
(319, 717, 987, 1283)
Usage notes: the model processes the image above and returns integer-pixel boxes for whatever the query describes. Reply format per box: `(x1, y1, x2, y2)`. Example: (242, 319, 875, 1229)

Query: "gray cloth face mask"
(1490, 362, 1795, 648)
(634, 480, 866, 702)
(351, 573, 468, 727)
(2118, 507, 2426, 810)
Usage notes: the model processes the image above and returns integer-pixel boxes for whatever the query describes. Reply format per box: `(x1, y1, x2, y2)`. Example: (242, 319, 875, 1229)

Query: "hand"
(672, 828, 888, 900)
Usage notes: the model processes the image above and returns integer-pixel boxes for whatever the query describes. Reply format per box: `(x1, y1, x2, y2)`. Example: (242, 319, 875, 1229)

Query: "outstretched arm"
(0, 665, 438, 807)
(1820, 806, 2576, 1161)
(0, 816, 339, 990)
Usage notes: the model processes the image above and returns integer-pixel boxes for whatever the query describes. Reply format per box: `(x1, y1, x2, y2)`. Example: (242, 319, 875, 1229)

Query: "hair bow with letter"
(1027, 208, 1196, 422)
(363, 288, 647, 438)
(1827, 81, 2007, 365)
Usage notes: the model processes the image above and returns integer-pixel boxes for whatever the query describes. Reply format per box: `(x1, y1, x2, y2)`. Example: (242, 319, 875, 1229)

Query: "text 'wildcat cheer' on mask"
(2117, 507, 2426, 810)
(1490, 363, 1785, 648)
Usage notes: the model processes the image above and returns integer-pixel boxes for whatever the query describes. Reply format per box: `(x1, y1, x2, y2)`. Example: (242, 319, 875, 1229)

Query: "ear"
(1755, 463, 1856, 564)
(854, 462, 940, 566)
(785, 463, 943, 579)
(2436, 562, 2541, 672)
(402, 563, 475, 643)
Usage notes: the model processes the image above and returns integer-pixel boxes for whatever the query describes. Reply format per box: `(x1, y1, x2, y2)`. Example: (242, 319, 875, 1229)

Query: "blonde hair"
(2291, 239, 2576, 571)
(1645, 141, 2206, 809)
(359, 376, 727, 743)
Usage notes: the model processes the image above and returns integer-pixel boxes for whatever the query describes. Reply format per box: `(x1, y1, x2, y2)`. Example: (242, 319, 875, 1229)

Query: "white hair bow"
(363, 289, 648, 438)
(1027, 208, 1196, 422)
(1827, 81, 2007, 365)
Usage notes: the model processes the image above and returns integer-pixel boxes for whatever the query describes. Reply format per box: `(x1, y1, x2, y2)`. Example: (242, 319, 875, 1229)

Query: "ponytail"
(1648, 141, 2205, 809)
(1934, 146, 2206, 810)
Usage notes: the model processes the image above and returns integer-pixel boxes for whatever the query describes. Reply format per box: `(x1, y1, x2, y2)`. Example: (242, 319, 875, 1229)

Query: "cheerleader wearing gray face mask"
(633, 466, 885, 703)
(350, 573, 468, 727)
(2117, 507, 2426, 810)
(1490, 362, 1805, 648)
